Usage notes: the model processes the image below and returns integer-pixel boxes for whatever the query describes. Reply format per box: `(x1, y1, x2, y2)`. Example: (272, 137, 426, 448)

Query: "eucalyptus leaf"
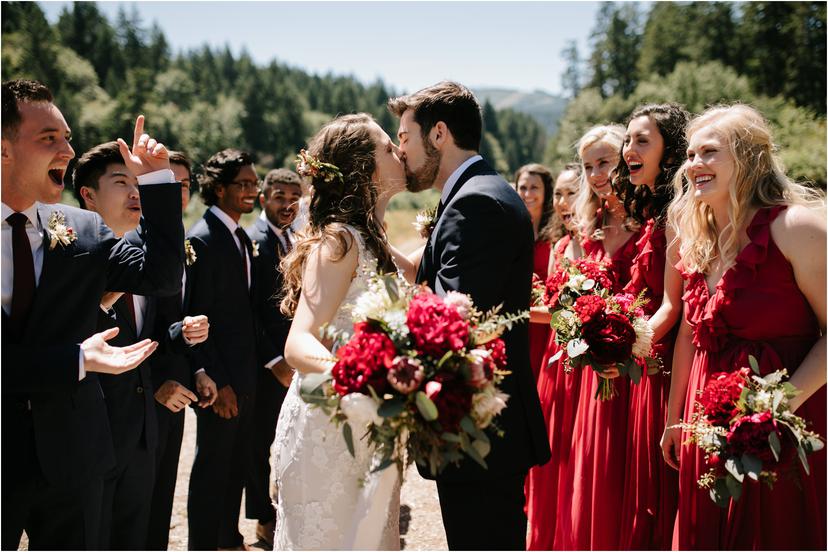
(383, 274, 400, 303)
(627, 359, 642, 384)
(464, 439, 488, 468)
(415, 391, 439, 421)
(725, 473, 743, 501)
(710, 478, 731, 508)
(299, 372, 331, 399)
(378, 398, 404, 418)
(440, 432, 461, 443)
(797, 443, 811, 475)
(741, 454, 762, 481)
(768, 430, 782, 462)
(472, 438, 491, 459)
(748, 355, 760, 375)
(342, 423, 355, 458)
(725, 457, 744, 483)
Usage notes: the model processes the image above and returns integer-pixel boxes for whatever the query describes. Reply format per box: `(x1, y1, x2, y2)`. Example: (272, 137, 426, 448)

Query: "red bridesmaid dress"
(674, 206, 826, 549)
(555, 229, 641, 550)
(529, 239, 553, 382)
(619, 219, 679, 549)
(526, 235, 582, 550)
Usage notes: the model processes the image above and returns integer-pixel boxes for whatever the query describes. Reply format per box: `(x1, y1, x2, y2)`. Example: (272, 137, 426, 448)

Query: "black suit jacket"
(246, 217, 291, 368)
(417, 159, 552, 482)
(1, 184, 183, 491)
(185, 209, 258, 394)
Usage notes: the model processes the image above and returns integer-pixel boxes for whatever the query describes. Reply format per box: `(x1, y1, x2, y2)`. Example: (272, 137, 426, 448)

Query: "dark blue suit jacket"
(1, 183, 183, 491)
(185, 209, 258, 394)
(417, 158, 552, 482)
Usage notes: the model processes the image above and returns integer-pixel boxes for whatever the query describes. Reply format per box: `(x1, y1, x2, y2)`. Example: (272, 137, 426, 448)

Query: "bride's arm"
(283, 234, 359, 375)
(388, 243, 424, 283)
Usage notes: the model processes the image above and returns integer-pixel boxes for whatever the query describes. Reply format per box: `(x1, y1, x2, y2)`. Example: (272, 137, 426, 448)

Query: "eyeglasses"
(227, 179, 262, 191)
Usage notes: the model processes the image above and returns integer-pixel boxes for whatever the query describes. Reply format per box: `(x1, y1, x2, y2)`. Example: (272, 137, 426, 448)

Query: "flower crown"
(295, 149, 344, 184)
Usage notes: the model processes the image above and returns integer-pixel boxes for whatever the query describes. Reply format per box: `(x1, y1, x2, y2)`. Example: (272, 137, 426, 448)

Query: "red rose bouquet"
(546, 256, 655, 400)
(300, 273, 528, 477)
(675, 356, 824, 506)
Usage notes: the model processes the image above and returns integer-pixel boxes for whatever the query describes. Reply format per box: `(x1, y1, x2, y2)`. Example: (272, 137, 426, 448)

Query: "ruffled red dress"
(555, 229, 641, 550)
(674, 206, 826, 550)
(529, 239, 553, 382)
(526, 235, 582, 550)
(618, 219, 679, 550)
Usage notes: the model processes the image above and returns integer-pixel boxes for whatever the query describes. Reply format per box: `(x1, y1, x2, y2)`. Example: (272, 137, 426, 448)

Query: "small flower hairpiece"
(295, 149, 344, 184)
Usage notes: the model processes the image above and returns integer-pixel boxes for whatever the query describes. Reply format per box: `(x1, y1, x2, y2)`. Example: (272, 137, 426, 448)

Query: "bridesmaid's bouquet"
(676, 356, 824, 507)
(299, 273, 528, 477)
(547, 258, 656, 400)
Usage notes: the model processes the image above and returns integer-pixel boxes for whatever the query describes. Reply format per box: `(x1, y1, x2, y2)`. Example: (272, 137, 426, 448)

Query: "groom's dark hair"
(387, 81, 482, 151)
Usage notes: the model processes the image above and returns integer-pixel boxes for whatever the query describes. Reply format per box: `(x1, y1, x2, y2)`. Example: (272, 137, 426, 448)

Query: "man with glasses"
(184, 149, 260, 550)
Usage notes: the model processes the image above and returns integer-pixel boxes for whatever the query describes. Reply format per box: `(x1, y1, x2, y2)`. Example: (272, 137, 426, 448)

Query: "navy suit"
(416, 159, 551, 550)
(1, 183, 183, 551)
(185, 208, 259, 550)
(244, 217, 291, 525)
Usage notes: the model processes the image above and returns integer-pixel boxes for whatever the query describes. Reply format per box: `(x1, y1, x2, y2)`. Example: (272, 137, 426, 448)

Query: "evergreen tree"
(560, 40, 583, 98)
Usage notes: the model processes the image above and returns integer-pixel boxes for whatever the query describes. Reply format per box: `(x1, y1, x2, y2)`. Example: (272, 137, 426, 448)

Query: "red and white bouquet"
(547, 257, 655, 400)
(300, 273, 528, 476)
(675, 356, 823, 506)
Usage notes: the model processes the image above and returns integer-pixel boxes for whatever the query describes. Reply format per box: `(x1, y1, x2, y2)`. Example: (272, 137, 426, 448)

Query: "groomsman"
(244, 168, 301, 546)
(1, 79, 182, 550)
(146, 150, 218, 550)
(186, 149, 260, 550)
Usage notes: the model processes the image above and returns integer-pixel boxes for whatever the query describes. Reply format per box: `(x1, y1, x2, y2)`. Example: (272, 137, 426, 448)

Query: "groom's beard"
(405, 140, 441, 192)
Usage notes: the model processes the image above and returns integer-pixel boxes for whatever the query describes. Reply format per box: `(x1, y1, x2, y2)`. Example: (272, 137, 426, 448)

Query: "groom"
(389, 81, 551, 550)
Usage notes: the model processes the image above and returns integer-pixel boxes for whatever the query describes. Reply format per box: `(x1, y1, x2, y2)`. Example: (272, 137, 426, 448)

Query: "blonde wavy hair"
(574, 124, 626, 240)
(668, 104, 825, 274)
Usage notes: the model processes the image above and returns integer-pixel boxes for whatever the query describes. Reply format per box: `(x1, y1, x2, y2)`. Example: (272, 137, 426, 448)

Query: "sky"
(39, 1, 602, 96)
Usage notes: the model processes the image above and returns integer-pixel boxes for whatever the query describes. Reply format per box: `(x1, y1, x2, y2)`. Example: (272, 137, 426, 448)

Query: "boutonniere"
(412, 205, 438, 240)
(46, 211, 77, 250)
(251, 239, 260, 258)
(184, 239, 197, 266)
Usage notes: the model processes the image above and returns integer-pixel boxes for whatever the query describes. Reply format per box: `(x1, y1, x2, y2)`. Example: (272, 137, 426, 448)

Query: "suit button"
(136, 386, 144, 394)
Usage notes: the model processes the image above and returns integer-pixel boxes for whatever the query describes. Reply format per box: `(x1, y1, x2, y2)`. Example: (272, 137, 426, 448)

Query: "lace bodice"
(330, 225, 378, 334)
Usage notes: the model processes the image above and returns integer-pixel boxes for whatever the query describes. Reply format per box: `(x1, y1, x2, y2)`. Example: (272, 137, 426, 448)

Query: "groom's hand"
(213, 385, 239, 419)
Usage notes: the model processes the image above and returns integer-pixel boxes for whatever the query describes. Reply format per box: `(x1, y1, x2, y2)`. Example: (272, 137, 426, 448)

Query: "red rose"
(573, 295, 607, 325)
(331, 322, 396, 395)
(581, 312, 636, 365)
(699, 368, 749, 427)
(426, 372, 473, 432)
(407, 291, 470, 358)
(726, 410, 781, 464)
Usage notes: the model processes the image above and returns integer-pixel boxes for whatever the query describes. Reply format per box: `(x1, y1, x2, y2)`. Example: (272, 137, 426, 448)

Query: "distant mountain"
(473, 88, 568, 136)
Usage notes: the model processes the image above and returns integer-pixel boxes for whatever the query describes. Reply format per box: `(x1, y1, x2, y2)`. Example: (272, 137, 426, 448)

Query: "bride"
(273, 113, 413, 550)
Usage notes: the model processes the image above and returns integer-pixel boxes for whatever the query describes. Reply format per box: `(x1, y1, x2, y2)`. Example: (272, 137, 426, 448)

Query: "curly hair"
(280, 113, 396, 316)
(198, 149, 254, 206)
(614, 103, 690, 226)
(669, 104, 825, 274)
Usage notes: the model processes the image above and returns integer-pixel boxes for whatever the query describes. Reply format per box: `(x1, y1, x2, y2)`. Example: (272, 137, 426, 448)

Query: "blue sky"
(40, 1, 603, 96)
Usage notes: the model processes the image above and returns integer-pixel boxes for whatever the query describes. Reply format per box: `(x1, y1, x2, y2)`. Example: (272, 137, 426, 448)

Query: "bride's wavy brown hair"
(280, 113, 396, 316)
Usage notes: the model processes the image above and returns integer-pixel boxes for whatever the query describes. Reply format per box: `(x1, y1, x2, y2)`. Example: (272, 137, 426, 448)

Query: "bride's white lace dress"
(272, 226, 401, 550)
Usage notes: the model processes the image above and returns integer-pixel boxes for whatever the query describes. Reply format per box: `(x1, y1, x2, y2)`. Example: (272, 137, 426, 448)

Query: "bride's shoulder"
(307, 223, 361, 266)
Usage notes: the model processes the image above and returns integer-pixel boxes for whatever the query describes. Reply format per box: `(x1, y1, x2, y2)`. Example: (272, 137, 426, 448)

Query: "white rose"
(632, 317, 654, 358)
(444, 291, 473, 319)
(340, 393, 382, 428)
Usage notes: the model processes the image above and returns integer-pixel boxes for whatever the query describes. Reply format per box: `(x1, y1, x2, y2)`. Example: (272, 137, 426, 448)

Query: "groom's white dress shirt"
(208, 205, 251, 289)
(439, 154, 482, 207)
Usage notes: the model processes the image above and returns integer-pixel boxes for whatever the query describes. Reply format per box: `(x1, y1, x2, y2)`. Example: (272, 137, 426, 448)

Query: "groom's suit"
(417, 157, 552, 550)
(1, 183, 183, 551)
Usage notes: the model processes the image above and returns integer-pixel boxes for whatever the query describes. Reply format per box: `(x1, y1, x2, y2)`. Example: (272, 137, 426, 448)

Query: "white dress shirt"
(439, 154, 483, 206)
(209, 205, 251, 289)
(1, 168, 176, 381)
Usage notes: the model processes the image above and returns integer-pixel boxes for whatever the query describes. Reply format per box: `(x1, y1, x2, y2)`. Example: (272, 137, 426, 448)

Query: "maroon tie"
(122, 292, 137, 329)
(7, 213, 35, 339)
(280, 229, 292, 256)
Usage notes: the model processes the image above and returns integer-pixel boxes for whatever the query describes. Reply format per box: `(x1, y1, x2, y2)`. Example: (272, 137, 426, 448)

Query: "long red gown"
(529, 239, 553, 382)
(618, 219, 679, 550)
(526, 235, 580, 550)
(555, 230, 641, 550)
(674, 206, 826, 550)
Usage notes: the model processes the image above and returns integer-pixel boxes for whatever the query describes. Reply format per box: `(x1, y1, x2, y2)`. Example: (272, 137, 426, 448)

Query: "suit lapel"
(205, 210, 250, 294)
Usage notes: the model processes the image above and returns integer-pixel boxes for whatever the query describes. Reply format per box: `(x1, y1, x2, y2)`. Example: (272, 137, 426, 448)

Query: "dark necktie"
(235, 228, 250, 286)
(7, 213, 35, 338)
(122, 292, 137, 330)
(280, 228, 293, 256)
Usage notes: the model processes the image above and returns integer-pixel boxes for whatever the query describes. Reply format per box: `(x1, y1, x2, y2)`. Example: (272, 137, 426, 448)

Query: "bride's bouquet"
(299, 273, 527, 477)
(546, 257, 656, 400)
(674, 356, 823, 507)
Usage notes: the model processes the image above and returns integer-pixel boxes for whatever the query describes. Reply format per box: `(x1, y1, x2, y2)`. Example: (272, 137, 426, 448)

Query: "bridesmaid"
(525, 164, 582, 550)
(557, 125, 641, 550)
(514, 163, 564, 382)
(615, 103, 690, 549)
(663, 104, 826, 549)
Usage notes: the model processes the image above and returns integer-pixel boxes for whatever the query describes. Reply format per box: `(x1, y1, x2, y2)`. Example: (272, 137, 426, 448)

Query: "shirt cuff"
(78, 347, 86, 381)
(264, 355, 284, 369)
(136, 168, 175, 185)
(195, 368, 205, 375)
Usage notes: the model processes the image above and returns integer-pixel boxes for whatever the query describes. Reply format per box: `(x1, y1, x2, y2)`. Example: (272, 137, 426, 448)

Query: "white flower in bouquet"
(567, 274, 586, 290)
(632, 317, 654, 358)
(351, 286, 391, 321)
(444, 291, 473, 319)
(340, 393, 382, 429)
(383, 308, 409, 337)
(471, 385, 510, 429)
